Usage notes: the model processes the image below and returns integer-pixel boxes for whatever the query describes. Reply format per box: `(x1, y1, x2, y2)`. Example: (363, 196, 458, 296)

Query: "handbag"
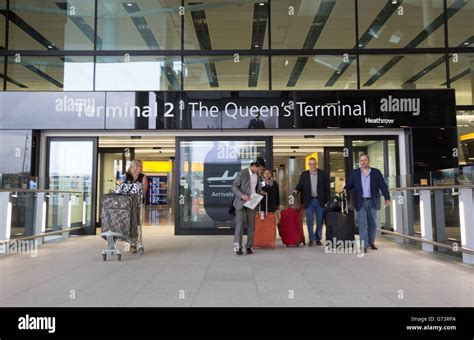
(115, 183, 142, 194)
(325, 192, 352, 214)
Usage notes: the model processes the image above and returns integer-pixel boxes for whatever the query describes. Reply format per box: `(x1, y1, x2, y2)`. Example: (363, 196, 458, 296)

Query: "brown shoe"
(130, 243, 137, 254)
(369, 244, 378, 250)
(308, 240, 314, 247)
(316, 240, 323, 246)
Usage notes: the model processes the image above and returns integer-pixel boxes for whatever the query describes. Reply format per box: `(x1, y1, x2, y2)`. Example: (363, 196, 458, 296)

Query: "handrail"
(389, 185, 474, 191)
(0, 227, 83, 244)
(0, 189, 83, 194)
(378, 228, 474, 255)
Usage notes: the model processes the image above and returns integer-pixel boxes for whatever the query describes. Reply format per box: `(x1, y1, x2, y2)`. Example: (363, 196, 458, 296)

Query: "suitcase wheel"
(102, 254, 107, 261)
(139, 247, 144, 255)
(117, 254, 122, 261)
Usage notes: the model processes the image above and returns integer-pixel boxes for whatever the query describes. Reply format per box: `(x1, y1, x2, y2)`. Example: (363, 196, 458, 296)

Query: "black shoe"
(246, 248, 253, 255)
(308, 240, 314, 247)
(369, 244, 378, 250)
(234, 243, 243, 255)
(316, 240, 323, 246)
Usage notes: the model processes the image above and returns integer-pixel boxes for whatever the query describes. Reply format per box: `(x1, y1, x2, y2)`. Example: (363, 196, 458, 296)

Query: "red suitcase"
(280, 207, 305, 247)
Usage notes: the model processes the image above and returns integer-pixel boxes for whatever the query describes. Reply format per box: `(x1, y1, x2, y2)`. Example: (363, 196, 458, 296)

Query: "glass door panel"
(348, 137, 398, 230)
(47, 138, 97, 235)
(176, 137, 271, 234)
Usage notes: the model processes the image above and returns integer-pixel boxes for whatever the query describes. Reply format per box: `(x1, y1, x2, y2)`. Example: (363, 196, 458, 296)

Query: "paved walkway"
(0, 225, 473, 307)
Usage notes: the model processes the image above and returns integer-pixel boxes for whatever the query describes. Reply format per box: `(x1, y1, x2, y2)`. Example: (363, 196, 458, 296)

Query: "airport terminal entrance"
(174, 132, 401, 235)
(86, 131, 401, 236)
(96, 137, 176, 233)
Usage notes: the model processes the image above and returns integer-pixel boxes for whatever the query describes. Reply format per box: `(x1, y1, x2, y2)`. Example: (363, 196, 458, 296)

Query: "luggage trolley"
(100, 184, 145, 261)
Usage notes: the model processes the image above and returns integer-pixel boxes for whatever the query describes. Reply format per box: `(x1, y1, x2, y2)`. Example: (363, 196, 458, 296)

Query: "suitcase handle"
(340, 192, 348, 216)
(258, 192, 268, 216)
(288, 194, 299, 210)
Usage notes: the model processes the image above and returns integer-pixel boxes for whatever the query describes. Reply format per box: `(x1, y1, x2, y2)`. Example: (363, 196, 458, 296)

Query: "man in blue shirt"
(344, 154, 391, 253)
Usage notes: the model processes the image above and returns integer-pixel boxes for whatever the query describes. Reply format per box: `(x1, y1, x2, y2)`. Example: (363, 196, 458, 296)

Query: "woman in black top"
(125, 159, 149, 194)
(260, 169, 280, 213)
(120, 159, 148, 253)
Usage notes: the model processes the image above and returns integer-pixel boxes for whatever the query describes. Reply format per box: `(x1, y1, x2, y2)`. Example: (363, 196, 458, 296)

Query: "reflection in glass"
(0, 0, 5, 48)
(447, 0, 473, 47)
(48, 140, 94, 232)
(272, 55, 357, 90)
(326, 149, 345, 195)
(95, 56, 182, 91)
(8, 0, 95, 50)
(272, 0, 355, 49)
(184, 0, 268, 50)
(6, 56, 94, 91)
(0, 130, 32, 188)
(352, 139, 398, 229)
(184, 55, 269, 90)
(0, 57, 4, 90)
(457, 110, 474, 165)
(97, 0, 181, 50)
(449, 53, 474, 105)
(178, 140, 267, 232)
(358, 0, 445, 49)
(359, 54, 446, 89)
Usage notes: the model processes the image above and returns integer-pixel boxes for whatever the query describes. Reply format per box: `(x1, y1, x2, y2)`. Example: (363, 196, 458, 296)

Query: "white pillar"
(392, 191, 404, 243)
(458, 188, 474, 264)
(34, 192, 47, 245)
(0, 192, 12, 242)
(62, 193, 71, 238)
(419, 189, 434, 252)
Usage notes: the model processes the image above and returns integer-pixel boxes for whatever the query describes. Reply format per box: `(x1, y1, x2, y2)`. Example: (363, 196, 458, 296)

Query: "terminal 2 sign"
(0, 89, 456, 130)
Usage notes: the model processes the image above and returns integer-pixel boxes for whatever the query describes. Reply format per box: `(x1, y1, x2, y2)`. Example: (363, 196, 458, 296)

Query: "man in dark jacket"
(293, 158, 330, 246)
(344, 153, 391, 253)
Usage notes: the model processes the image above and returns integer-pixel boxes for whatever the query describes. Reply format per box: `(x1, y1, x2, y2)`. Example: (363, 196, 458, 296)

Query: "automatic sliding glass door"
(346, 136, 399, 230)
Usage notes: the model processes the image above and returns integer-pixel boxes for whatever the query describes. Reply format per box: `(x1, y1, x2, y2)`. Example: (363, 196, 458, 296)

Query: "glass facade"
(6, 56, 94, 91)
(47, 139, 96, 233)
(8, 0, 96, 50)
(97, 0, 181, 50)
(0, 0, 472, 103)
(359, 54, 447, 89)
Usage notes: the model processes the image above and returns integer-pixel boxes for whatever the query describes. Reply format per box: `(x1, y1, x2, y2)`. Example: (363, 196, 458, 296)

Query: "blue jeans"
(305, 198, 324, 241)
(357, 198, 377, 249)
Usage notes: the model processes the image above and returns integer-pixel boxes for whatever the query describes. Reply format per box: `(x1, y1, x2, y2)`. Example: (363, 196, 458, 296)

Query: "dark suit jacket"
(294, 169, 330, 208)
(344, 167, 390, 211)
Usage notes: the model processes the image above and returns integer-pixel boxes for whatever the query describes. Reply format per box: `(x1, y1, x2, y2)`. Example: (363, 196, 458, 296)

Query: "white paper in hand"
(243, 193, 264, 210)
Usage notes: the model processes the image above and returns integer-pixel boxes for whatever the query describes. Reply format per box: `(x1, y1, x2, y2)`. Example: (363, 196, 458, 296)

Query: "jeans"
(305, 198, 324, 241)
(357, 198, 377, 249)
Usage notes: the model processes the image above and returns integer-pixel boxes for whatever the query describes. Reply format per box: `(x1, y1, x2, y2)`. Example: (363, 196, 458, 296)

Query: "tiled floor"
(0, 224, 473, 307)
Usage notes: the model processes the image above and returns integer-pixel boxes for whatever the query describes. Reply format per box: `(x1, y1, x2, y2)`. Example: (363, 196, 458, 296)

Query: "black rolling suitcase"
(325, 193, 355, 249)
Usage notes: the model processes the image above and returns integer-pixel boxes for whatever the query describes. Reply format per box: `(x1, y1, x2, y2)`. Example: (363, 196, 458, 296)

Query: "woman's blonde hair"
(127, 159, 143, 175)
